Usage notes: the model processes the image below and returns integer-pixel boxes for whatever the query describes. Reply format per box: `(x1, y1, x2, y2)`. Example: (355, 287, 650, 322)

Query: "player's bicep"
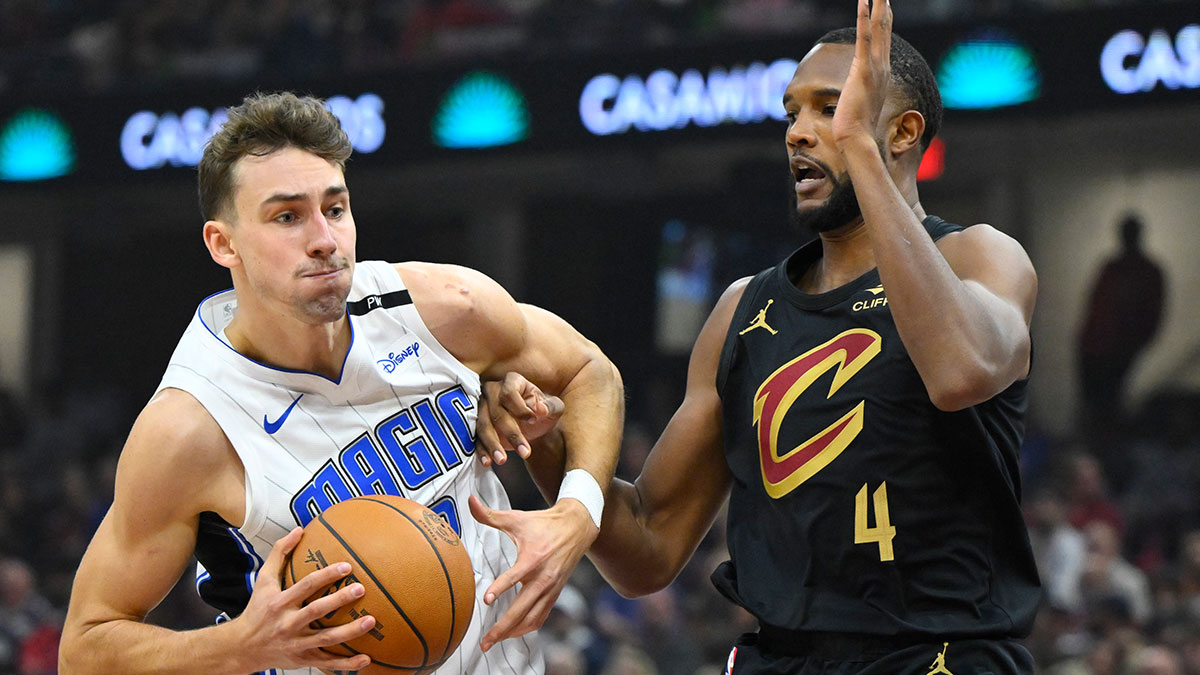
(66, 394, 227, 630)
(67, 505, 198, 628)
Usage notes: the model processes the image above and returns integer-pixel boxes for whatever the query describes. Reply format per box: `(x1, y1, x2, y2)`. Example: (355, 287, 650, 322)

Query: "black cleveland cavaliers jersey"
(712, 216, 1041, 638)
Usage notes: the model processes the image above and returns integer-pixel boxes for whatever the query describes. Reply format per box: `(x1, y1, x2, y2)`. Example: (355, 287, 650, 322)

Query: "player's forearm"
(521, 427, 688, 597)
(555, 356, 624, 493)
(841, 137, 1022, 406)
(60, 617, 256, 675)
(587, 478, 690, 597)
(523, 428, 568, 504)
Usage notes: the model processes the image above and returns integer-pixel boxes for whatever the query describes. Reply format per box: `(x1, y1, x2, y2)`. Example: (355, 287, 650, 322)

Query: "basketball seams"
(313, 508, 432, 669)
(285, 496, 474, 673)
(358, 496, 461, 664)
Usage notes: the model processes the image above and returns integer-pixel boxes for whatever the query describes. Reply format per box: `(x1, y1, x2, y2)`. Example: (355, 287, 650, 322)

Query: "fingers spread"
(468, 495, 514, 534)
(480, 578, 558, 652)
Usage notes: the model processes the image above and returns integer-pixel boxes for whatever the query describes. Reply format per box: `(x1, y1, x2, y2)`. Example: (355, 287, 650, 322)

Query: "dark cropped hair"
(198, 91, 353, 221)
(815, 28, 943, 149)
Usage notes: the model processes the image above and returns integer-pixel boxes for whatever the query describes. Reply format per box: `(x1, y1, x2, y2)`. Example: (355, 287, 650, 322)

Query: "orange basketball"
(284, 495, 475, 674)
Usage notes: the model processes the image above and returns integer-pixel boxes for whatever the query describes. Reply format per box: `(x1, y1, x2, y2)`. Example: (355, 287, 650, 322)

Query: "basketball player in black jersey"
(472, 0, 1042, 672)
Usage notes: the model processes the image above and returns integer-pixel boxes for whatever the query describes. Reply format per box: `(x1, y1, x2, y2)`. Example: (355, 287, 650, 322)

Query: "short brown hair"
(198, 91, 353, 221)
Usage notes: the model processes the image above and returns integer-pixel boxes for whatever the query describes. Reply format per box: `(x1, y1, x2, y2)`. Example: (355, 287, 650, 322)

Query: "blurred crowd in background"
(0, 0, 1190, 97)
(6, 374, 1200, 674)
(1, 0, 1198, 673)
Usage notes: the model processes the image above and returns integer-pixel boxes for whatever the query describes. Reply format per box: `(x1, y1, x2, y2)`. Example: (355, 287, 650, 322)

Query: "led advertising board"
(0, 3, 1193, 184)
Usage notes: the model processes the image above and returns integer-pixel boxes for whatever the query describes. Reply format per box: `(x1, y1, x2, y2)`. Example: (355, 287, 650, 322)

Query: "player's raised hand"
(468, 494, 598, 652)
(476, 371, 565, 467)
(833, 0, 893, 148)
(229, 527, 376, 673)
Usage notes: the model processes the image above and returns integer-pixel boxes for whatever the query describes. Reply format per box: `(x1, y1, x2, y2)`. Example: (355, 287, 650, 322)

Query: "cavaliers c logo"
(753, 329, 882, 499)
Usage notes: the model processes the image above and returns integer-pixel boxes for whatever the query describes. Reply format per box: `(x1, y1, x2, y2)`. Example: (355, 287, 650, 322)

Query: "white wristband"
(557, 469, 604, 529)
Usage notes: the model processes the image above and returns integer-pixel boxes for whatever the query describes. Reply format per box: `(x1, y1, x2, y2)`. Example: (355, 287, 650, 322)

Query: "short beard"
(300, 292, 350, 324)
(294, 256, 353, 324)
(790, 170, 863, 236)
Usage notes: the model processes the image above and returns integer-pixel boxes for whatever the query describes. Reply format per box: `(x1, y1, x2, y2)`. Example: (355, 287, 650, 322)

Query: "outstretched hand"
(476, 372, 564, 467)
(468, 494, 598, 652)
(832, 0, 893, 147)
(231, 527, 377, 673)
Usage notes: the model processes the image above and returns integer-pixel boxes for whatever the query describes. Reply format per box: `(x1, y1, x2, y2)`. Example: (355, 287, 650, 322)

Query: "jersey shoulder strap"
(716, 265, 777, 395)
(923, 214, 964, 241)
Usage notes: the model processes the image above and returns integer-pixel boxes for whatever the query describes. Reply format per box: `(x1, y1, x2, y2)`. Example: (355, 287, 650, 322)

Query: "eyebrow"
(782, 87, 843, 107)
(261, 185, 348, 207)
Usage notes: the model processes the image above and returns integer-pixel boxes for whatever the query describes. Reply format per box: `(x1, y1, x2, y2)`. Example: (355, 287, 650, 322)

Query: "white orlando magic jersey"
(155, 260, 543, 675)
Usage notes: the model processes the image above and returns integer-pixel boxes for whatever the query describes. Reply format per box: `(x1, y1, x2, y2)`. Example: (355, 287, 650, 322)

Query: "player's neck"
(224, 307, 351, 380)
(795, 220, 873, 294)
(798, 200, 927, 294)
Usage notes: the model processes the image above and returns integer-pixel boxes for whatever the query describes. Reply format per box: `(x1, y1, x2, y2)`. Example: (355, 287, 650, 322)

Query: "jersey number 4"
(855, 482, 896, 562)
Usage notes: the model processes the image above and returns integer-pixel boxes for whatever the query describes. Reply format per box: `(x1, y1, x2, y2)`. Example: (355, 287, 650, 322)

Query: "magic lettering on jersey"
(289, 385, 475, 533)
(753, 329, 882, 498)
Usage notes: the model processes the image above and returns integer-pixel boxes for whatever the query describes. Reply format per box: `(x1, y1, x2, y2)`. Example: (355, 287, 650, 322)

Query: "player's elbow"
(59, 617, 121, 674)
(58, 630, 92, 674)
(928, 382, 984, 412)
(925, 360, 1014, 412)
(601, 565, 677, 599)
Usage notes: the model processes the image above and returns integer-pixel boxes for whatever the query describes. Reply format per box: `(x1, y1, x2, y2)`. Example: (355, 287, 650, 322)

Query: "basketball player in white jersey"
(58, 92, 623, 675)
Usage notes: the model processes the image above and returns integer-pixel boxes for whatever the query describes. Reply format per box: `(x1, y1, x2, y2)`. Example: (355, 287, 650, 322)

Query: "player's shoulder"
(392, 262, 509, 318)
(392, 261, 522, 367)
(699, 275, 756, 343)
(718, 275, 755, 306)
(938, 221, 1033, 268)
(118, 388, 241, 516)
(136, 387, 226, 447)
(937, 222, 1027, 256)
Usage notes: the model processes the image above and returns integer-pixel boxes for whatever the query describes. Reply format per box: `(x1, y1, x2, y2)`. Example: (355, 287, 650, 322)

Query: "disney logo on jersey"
(852, 285, 888, 312)
(377, 342, 421, 373)
(753, 329, 882, 498)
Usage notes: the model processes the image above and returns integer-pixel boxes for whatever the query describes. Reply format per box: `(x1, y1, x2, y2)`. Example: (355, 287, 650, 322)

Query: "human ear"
(203, 220, 240, 270)
(888, 109, 925, 160)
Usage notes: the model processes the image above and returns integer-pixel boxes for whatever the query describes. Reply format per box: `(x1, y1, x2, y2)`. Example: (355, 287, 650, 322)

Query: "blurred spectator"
(1027, 487, 1088, 614)
(1174, 531, 1200, 621)
(601, 643, 658, 675)
(1082, 521, 1153, 627)
(1077, 213, 1167, 438)
(636, 588, 703, 675)
(1121, 392, 1200, 570)
(542, 583, 601, 668)
(0, 558, 61, 675)
(544, 641, 587, 675)
(1065, 452, 1124, 537)
(1130, 644, 1184, 675)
